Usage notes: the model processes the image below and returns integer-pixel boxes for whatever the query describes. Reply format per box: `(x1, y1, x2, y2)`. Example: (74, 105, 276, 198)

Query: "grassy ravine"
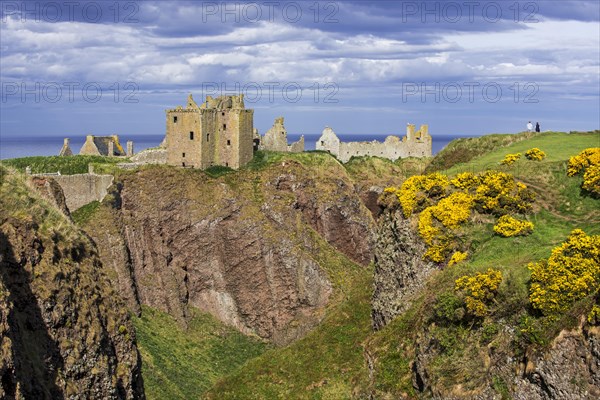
(71, 200, 101, 225)
(133, 306, 268, 400)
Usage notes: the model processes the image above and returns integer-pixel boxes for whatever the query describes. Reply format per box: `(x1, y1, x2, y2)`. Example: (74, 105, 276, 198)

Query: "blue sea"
(0, 134, 465, 160)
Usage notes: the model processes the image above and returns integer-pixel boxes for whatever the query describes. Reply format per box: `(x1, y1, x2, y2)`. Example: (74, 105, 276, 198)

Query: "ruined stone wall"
(79, 136, 100, 156)
(315, 127, 340, 155)
(337, 136, 431, 162)
(262, 117, 289, 152)
(288, 136, 304, 153)
(316, 125, 431, 162)
(199, 109, 218, 168)
(215, 109, 236, 168)
(39, 173, 114, 211)
(166, 109, 202, 168)
(130, 148, 167, 164)
(238, 110, 254, 167)
(261, 117, 304, 153)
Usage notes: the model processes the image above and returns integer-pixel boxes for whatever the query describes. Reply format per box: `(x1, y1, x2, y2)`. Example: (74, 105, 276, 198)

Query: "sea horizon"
(0, 133, 479, 160)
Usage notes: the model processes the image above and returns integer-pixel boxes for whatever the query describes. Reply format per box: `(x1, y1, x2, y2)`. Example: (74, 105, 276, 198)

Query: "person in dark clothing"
(535, 122, 540, 132)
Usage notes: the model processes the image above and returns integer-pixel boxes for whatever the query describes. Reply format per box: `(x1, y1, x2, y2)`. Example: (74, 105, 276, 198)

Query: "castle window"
(173, 116, 178, 123)
(182, 162, 185, 167)
(227, 140, 231, 146)
(182, 152, 185, 158)
(206, 133, 210, 142)
(189, 131, 194, 140)
(223, 124, 226, 130)
(225, 162, 229, 167)
(222, 112, 225, 116)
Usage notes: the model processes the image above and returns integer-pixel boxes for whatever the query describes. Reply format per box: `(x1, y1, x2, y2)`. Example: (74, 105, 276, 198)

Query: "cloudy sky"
(1, 0, 599, 140)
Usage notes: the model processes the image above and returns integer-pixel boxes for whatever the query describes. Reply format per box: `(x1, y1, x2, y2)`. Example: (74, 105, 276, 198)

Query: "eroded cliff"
(367, 177, 600, 399)
(0, 171, 144, 399)
(84, 155, 375, 345)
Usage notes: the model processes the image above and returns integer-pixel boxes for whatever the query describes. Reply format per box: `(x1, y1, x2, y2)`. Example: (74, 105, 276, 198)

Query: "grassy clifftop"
(426, 130, 598, 173)
(204, 131, 599, 399)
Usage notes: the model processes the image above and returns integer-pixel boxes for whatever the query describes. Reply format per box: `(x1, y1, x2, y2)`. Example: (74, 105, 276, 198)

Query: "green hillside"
(3, 131, 598, 399)
(204, 131, 600, 398)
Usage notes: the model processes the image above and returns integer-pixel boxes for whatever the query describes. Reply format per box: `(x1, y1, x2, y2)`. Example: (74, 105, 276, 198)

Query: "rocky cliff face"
(512, 323, 600, 400)
(0, 172, 144, 399)
(407, 321, 600, 400)
(370, 200, 600, 399)
(85, 158, 374, 345)
(371, 208, 436, 330)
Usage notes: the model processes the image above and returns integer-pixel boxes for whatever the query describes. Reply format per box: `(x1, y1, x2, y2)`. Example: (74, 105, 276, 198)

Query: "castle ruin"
(316, 124, 432, 162)
(257, 117, 304, 153)
(165, 94, 253, 169)
(60, 135, 133, 157)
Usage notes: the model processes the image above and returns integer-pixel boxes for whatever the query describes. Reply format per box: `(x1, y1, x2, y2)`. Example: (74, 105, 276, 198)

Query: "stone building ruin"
(60, 135, 133, 157)
(316, 124, 432, 162)
(257, 117, 304, 153)
(59, 138, 73, 156)
(165, 94, 254, 169)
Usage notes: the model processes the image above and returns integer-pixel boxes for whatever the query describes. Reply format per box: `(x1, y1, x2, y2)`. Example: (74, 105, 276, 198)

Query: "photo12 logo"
(399, 1, 539, 23)
(1, 82, 140, 103)
(401, 82, 539, 103)
(1, 1, 139, 23)
(198, 1, 339, 23)
(201, 82, 339, 103)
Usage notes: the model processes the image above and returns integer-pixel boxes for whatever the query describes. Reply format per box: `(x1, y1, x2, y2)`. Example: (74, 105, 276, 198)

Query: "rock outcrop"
(370, 196, 600, 399)
(84, 158, 374, 345)
(512, 323, 600, 400)
(371, 209, 436, 329)
(0, 172, 144, 399)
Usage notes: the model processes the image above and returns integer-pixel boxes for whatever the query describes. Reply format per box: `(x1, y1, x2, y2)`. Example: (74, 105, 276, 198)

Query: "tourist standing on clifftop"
(527, 121, 533, 132)
(536, 122, 541, 132)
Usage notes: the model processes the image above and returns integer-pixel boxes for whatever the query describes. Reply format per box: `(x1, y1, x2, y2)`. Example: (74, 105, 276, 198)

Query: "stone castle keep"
(165, 94, 254, 169)
(316, 124, 432, 162)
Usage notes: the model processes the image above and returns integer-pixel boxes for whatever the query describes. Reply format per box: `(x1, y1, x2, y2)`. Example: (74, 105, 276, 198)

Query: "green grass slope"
(1, 155, 127, 175)
(204, 132, 599, 398)
(364, 132, 600, 398)
(426, 130, 598, 174)
(133, 306, 268, 400)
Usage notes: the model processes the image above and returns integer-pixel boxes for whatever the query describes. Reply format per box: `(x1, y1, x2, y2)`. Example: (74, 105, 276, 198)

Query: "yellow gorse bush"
(529, 229, 600, 315)
(567, 148, 600, 177)
(448, 251, 468, 266)
(582, 164, 600, 196)
(450, 172, 480, 191)
(567, 148, 600, 197)
(391, 173, 450, 217)
(493, 215, 534, 237)
(455, 268, 503, 317)
(418, 192, 474, 262)
(525, 148, 546, 161)
(501, 153, 521, 165)
(473, 171, 534, 215)
(385, 170, 535, 264)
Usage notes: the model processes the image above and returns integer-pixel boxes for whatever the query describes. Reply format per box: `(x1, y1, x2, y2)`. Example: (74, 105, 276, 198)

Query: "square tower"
(165, 94, 254, 169)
